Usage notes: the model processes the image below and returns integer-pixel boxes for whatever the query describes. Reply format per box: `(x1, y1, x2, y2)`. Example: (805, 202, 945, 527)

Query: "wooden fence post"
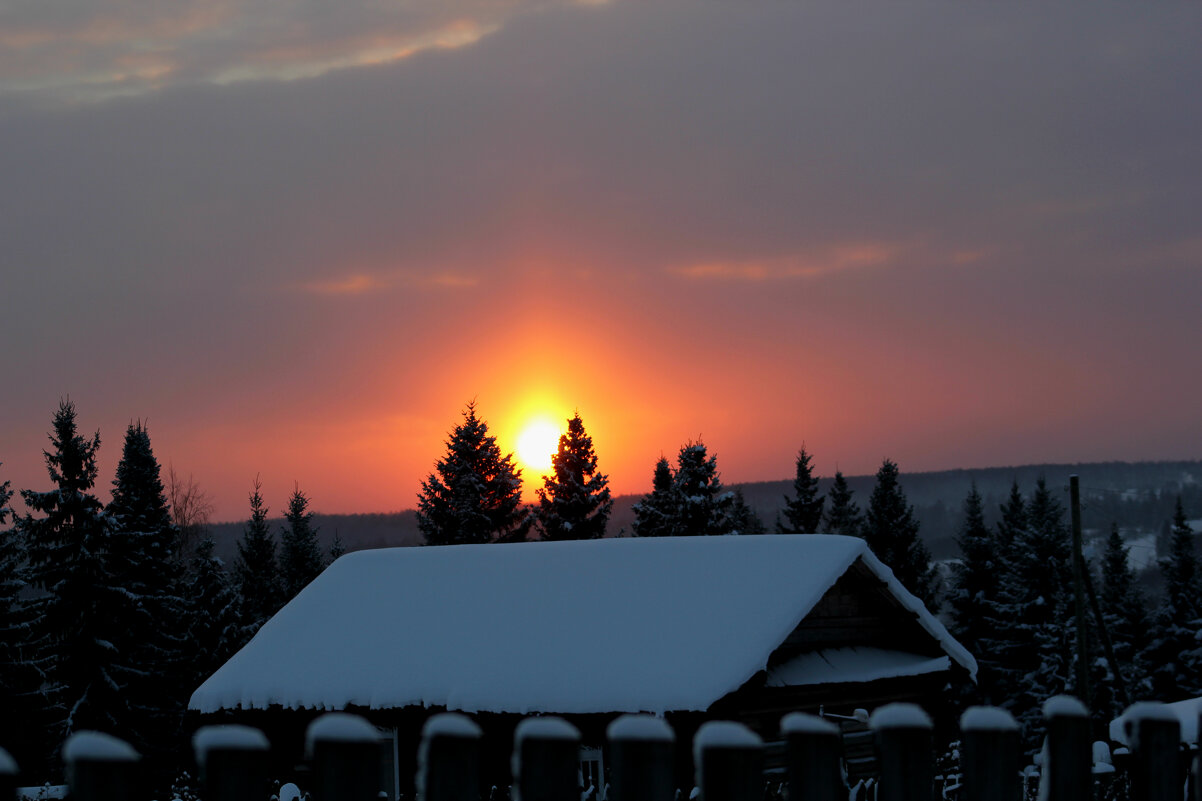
(693, 721, 763, 801)
(0, 746, 16, 801)
(607, 715, 675, 801)
(419, 713, 482, 801)
(780, 712, 841, 801)
(870, 703, 932, 801)
(513, 717, 581, 801)
(959, 706, 1020, 801)
(306, 712, 383, 801)
(193, 724, 271, 801)
(1122, 702, 1182, 801)
(62, 730, 142, 801)
(1041, 696, 1091, 801)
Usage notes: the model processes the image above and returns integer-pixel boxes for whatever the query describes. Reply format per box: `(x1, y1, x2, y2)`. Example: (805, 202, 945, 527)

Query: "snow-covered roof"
(189, 535, 975, 715)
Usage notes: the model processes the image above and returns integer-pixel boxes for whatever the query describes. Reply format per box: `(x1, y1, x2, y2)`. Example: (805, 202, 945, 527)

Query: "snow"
(766, 647, 950, 687)
(305, 713, 380, 756)
(607, 715, 674, 742)
(1109, 697, 1202, 746)
(0, 747, 15, 775)
(960, 707, 1018, 732)
(869, 703, 932, 730)
(693, 721, 761, 761)
(190, 535, 976, 715)
(61, 731, 139, 763)
(779, 713, 839, 736)
(1042, 696, 1088, 719)
(192, 725, 269, 765)
(515, 717, 580, 743)
(423, 713, 482, 740)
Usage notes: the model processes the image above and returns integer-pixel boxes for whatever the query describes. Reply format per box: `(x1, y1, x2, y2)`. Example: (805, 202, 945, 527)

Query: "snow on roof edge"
(854, 549, 979, 681)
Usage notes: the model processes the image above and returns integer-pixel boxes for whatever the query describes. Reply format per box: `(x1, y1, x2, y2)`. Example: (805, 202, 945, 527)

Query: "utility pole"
(1070, 475, 1090, 703)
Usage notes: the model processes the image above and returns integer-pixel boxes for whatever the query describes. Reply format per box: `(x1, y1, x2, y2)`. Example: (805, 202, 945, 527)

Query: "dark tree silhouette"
(18, 400, 123, 744)
(823, 471, 862, 537)
(280, 484, 323, 598)
(418, 402, 530, 545)
(777, 446, 824, 533)
(863, 459, 938, 607)
(236, 476, 280, 636)
(537, 413, 613, 541)
(632, 457, 675, 537)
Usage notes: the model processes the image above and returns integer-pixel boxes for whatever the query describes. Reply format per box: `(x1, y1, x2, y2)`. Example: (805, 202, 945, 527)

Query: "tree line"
(0, 400, 338, 783)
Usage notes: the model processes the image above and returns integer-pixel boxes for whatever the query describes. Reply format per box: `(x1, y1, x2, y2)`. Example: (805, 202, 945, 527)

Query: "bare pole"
(1069, 476, 1091, 704)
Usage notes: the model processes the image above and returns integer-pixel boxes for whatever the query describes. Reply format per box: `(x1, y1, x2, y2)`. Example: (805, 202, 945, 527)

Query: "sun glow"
(516, 419, 561, 472)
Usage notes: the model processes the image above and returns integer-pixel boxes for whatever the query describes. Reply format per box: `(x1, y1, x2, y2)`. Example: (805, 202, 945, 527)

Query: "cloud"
(0, 0, 551, 102)
(670, 242, 918, 282)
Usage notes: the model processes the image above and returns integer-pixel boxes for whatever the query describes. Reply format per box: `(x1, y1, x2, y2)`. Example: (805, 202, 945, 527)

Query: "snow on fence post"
(1123, 702, 1182, 801)
(193, 724, 271, 801)
(419, 713, 483, 801)
(959, 707, 1021, 801)
(306, 712, 383, 801)
(607, 715, 675, 801)
(870, 704, 933, 801)
(513, 717, 581, 801)
(1041, 696, 1091, 801)
(780, 713, 841, 801)
(62, 731, 142, 801)
(0, 746, 17, 801)
(693, 721, 763, 801)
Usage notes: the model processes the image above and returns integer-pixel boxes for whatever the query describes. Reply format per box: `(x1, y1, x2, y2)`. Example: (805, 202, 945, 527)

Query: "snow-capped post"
(419, 713, 483, 801)
(607, 715, 675, 801)
(513, 717, 581, 801)
(62, 731, 141, 801)
(306, 713, 383, 801)
(0, 746, 17, 801)
(193, 724, 271, 801)
(869, 704, 933, 801)
(959, 707, 1020, 801)
(780, 713, 841, 801)
(1041, 696, 1091, 801)
(693, 721, 763, 801)
(1123, 703, 1181, 801)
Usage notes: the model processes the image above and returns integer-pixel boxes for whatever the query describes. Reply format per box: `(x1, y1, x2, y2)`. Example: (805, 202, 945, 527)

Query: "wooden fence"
(0, 696, 1196, 801)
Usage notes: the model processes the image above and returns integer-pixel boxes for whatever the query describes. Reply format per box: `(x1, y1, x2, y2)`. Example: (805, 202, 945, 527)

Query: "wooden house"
(189, 535, 976, 797)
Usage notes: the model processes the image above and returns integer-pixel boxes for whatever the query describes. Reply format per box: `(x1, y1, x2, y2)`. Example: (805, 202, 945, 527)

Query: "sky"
(2, 1, 1200, 522)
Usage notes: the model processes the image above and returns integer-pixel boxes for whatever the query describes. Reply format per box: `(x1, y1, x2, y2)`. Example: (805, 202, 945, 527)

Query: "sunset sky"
(2, 2, 1200, 522)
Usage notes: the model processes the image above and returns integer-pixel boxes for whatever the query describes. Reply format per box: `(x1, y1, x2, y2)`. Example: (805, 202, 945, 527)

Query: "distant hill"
(204, 460, 1202, 566)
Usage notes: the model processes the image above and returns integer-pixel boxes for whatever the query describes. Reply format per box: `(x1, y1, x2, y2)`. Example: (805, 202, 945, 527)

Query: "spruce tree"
(1146, 497, 1202, 700)
(328, 532, 346, 563)
(632, 458, 675, 537)
(823, 471, 862, 537)
(236, 477, 280, 636)
(279, 485, 323, 599)
(18, 400, 124, 744)
(977, 482, 1029, 712)
(863, 459, 938, 607)
(671, 441, 733, 536)
(1008, 478, 1075, 743)
(184, 537, 242, 689)
(777, 446, 824, 533)
(949, 484, 994, 664)
(0, 466, 42, 772)
(727, 489, 766, 535)
(536, 414, 613, 541)
(1097, 523, 1150, 713)
(106, 422, 186, 755)
(417, 402, 530, 545)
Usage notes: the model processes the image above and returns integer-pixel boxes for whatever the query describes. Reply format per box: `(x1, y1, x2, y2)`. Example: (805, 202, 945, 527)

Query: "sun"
(515, 419, 561, 472)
